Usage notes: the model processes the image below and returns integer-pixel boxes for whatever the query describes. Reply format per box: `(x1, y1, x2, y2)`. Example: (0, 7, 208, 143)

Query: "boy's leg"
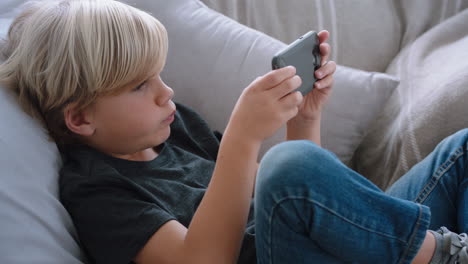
(254, 140, 430, 264)
(386, 128, 468, 233)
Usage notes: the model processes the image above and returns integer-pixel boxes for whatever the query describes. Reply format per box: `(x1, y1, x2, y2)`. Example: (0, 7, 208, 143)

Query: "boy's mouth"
(164, 110, 176, 123)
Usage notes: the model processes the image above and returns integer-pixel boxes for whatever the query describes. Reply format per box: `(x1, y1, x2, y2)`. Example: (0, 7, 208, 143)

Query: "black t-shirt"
(60, 103, 256, 264)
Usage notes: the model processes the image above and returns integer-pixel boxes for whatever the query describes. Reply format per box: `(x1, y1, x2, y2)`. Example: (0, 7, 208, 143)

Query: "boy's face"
(85, 73, 176, 159)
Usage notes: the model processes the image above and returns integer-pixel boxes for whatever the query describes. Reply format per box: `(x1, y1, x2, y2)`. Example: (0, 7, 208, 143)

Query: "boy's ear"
(64, 103, 96, 137)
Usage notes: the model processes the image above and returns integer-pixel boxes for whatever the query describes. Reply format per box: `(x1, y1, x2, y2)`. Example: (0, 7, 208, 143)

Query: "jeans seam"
(413, 145, 465, 204)
(397, 205, 429, 264)
(267, 195, 411, 263)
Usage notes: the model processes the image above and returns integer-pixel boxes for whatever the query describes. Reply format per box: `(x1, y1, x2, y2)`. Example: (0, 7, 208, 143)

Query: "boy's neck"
(110, 147, 159, 162)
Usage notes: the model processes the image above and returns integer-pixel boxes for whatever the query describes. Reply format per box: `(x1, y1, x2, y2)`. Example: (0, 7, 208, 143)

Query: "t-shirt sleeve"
(60, 171, 176, 264)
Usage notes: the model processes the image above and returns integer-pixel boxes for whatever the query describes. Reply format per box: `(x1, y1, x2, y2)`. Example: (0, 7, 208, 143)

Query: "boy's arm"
(135, 133, 260, 264)
(286, 114, 321, 145)
(185, 133, 260, 262)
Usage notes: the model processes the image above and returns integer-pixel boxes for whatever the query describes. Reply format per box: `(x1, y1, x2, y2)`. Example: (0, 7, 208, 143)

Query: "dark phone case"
(272, 31, 321, 95)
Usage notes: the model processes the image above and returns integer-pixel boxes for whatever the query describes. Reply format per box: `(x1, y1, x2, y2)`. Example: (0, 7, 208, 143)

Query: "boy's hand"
(294, 30, 336, 122)
(226, 66, 302, 144)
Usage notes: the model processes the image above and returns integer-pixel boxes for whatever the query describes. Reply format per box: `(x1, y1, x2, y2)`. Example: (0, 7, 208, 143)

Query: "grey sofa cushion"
(0, 86, 87, 263)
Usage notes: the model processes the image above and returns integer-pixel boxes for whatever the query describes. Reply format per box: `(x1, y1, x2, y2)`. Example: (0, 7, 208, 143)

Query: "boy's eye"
(133, 81, 146, 91)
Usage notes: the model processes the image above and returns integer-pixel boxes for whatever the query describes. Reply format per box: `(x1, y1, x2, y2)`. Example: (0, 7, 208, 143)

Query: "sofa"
(1, 0, 467, 263)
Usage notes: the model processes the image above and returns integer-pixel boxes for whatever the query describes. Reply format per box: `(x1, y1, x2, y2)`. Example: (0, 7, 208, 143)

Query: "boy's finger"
(315, 74, 334, 90)
(273, 75, 302, 99)
(257, 66, 296, 90)
(319, 43, 331, 65)
(315, 60, 336, 79)
(317, 30, 329, 44)
(279, 90, 303, 110)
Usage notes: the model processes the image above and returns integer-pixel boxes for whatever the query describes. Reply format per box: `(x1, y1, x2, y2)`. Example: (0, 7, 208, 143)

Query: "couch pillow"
(352, 9, 468, 190)
(0, 85, 87, 263)
(321, 67, 399, 164)
(142, 0, 399, 163)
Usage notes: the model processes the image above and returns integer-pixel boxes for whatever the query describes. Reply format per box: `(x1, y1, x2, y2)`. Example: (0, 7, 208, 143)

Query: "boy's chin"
(152, 127, 171, 146)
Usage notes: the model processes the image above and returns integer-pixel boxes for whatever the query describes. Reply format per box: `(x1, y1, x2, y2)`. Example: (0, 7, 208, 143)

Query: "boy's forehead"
(142, 66, 162, 82)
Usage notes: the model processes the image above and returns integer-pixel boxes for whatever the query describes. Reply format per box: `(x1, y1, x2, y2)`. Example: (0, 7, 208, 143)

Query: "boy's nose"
(155, 85, 174, 106)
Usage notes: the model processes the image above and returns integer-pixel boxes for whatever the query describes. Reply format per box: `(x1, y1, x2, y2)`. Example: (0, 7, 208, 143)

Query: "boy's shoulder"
(59, 145, 122, 188)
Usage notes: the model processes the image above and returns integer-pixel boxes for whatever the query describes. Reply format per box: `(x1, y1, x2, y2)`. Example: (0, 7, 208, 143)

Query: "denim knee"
(256, 140, 342, 197)
(441, 128, 468, 149)
(430, 128, 468, 173)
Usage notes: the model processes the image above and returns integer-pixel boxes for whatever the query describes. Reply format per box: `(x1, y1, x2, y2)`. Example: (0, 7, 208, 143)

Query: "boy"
(0, 0, 466, 264)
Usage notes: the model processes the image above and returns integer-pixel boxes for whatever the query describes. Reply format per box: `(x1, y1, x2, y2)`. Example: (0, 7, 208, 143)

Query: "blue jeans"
(254, 129, 468, 264)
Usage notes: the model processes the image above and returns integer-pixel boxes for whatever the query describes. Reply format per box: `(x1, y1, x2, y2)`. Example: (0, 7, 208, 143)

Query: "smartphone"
(272, 31, 321, 95)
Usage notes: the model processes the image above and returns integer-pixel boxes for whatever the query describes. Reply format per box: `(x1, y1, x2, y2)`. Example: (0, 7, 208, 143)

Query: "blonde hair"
(0, 0, 168, 146)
